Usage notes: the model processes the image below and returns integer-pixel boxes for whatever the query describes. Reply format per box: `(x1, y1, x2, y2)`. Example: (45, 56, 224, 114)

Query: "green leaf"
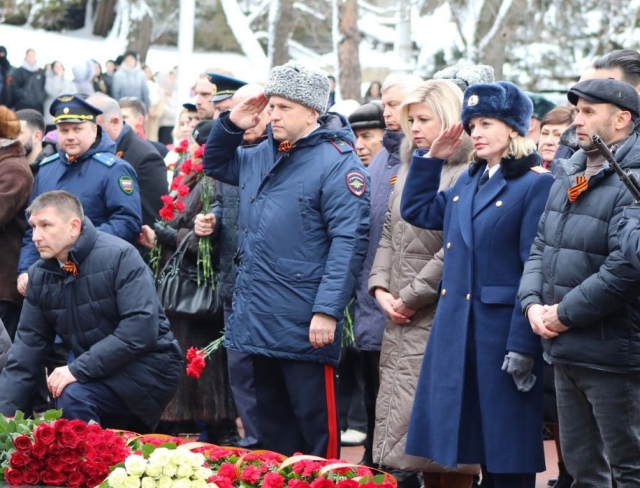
(373, 474, 385, 484)
(141, 443, 156, 458)
(6, 420, 16, 434)
(13, 411, 24, 422)
(43, 409, 63, 421)
(159, 442, 177, 449)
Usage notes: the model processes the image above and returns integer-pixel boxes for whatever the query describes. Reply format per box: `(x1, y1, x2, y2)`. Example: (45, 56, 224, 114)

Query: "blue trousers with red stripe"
(251, 355, 339, 458)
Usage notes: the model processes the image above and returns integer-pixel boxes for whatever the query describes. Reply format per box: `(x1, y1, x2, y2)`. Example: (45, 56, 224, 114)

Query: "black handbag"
(157, 231, 220, 319)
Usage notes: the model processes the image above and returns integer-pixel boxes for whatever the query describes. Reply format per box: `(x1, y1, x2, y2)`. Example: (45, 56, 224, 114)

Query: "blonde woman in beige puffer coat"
(368, 80, 477, 488)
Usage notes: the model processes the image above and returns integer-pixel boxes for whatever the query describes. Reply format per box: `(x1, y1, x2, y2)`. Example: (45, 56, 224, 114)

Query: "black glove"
(502, 351, 536, 392)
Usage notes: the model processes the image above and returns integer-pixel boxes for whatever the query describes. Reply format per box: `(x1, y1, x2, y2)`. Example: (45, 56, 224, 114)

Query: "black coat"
(215, 181, 239, 302)
(0, 219, 182, 430)
(11, 66, 46, 113)
(519, 133, 640, 372)
(116, 124, 168, 227)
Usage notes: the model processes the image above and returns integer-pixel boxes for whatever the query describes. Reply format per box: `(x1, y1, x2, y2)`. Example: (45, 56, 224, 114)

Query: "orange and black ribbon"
(568, 175, 588, 203)
(62, 261, 79, 277)
(278, 141, 294, 152)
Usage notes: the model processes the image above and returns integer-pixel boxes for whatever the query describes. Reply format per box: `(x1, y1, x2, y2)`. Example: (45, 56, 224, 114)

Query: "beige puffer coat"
(368, 137, 477, 473)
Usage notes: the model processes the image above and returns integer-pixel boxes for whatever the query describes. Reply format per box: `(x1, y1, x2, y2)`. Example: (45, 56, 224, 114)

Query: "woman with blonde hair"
(368, 79, 476, 488)
(401, 81, 554, 488)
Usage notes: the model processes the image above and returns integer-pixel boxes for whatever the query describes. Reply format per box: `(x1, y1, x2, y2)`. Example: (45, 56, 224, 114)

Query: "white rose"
(176, 465, 193, 479)
(150, 448, 172, 466)
(108, 468, 128, 488)
(191, 479, 208, 488)
(186, 452, 205, 469)
(171, 449, 189, 466)
(141, 477, 157, 488)
(163, 463, 178, 477)
(171, 479, 189, 488)
(125, 476, 141, 488)
(158, 476, 173, 488)
(194, 468, 212, 481)
(146, 463, 164, 479)
(125, 455, 148, 477)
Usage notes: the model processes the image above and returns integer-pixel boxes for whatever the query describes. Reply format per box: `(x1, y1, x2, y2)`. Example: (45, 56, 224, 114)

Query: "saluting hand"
(427, 123, 465, 161)
(229, 94, 269, 130)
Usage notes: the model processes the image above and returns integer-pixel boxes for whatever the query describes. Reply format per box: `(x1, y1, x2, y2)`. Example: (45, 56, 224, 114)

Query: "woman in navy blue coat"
(400, 82, 554, 488)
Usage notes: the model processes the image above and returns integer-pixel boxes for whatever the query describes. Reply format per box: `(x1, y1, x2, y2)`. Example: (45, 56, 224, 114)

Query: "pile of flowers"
(0, 410, 129, 487)
(101, 445, 216, 488)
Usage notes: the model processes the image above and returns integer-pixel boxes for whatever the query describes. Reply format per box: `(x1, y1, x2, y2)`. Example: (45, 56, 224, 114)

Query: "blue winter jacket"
(18, 128, 142, 273)
(203, 112, 370, 367)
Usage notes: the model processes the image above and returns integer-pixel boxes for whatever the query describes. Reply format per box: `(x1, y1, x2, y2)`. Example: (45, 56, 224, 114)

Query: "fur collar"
(468, 151, 542, 179)
(0, 141, 26, 162)
(400, 134, 474, 167)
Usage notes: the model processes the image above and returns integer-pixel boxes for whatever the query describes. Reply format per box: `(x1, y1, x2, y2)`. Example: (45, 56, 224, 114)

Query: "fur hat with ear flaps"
(0, 106, 21, 140)
(461, 81, 533, 137)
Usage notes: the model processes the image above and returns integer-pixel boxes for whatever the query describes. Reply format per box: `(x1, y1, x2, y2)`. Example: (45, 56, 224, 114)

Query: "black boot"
(551, 462, 573, 488)
(208, 418, 242, 446)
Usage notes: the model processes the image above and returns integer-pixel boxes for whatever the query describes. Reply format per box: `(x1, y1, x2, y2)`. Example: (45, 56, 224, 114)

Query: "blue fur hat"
(461, 81, 533, 136)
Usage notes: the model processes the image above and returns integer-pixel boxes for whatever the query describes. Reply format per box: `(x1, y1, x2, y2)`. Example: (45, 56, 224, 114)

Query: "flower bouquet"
(101, 444, 216, 488)
(0, 410, 130, 487)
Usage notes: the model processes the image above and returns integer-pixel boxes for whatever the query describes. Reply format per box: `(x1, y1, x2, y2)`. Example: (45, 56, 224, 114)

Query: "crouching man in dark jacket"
(0, 190, 182, 432)
(518, 78, 640, 487)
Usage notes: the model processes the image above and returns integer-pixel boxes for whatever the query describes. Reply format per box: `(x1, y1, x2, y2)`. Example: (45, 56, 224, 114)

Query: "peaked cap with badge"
(207, 73, 248, 102)
(461, 81, 533, 137)
(264, 62, 330, 114)
(50, 94, 103, 124)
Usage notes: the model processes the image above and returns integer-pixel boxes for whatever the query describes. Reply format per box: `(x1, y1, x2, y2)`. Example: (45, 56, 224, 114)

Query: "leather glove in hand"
(502, 351, 536, 393)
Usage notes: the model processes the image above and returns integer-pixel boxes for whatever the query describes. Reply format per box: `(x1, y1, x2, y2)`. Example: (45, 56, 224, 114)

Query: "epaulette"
(329, 138, 354, 154)
(92, 152, 116, 167)
(39, 153, 60, 166)
(530, 166, 550, 174)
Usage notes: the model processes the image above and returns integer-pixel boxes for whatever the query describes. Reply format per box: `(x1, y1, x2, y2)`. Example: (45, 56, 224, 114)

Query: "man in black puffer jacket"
(0, 190, 182, 432)
(519, 78, 640, 487)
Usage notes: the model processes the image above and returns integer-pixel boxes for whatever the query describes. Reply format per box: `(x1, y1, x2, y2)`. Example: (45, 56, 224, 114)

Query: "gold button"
(446, 242, 451, 249)
(453, 196, 459, 202)
(441, 289, 447, 296)
(466, 293, 471, 300)
(495, 200, 503, 207)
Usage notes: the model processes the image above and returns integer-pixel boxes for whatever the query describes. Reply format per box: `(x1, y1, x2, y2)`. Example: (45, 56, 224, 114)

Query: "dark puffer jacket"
(0, 219, 182, 429)
(216, 181, 240, 302)
(519, 133, 640, 372)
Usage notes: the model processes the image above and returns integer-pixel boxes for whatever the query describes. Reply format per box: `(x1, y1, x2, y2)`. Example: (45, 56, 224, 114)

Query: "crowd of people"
(2, 43, 640, 488)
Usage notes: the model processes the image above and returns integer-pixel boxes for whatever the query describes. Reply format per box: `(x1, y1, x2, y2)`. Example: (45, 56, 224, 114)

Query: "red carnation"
(186, 354, 206, 379)
(240, 465, 262, 484)
(161, 194, 174, 205)
(176, 139, 189, 154)
(181, 159, 193, 175)
(34, 424, 56, 445)
(193, 162, 203, 173)
(170, 175, 184, 190)
(310, 478, 335, 488)
(13, 434, 33, 452)
(159, 206, 175, 221)
(175, 200, 186, 213)
(288, 480, 311, 488)
(186, 346, 200, 362)
(4, 467, 24, 485)
(264, 472, 285, 488)
(336, 481, 359, 488)
(209, 475, 235, 488)
(9, 451, 29, 468)
(177, 184, 190, 197)
(218, 462, 237, 479)
(23, 469, 40, 485)
(194, 145, 205, 158)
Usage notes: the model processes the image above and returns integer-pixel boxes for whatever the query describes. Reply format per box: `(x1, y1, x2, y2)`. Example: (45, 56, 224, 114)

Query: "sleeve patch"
(119, 175, 134, 194)
(346, 171, 366, 197)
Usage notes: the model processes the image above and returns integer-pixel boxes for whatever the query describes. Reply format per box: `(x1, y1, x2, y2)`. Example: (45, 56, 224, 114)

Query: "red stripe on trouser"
(324, 364, 338, 459)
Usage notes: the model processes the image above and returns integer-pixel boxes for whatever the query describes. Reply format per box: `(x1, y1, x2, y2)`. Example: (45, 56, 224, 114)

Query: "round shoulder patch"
(119, 175, 134, 195)
(346, 171, 366, 197)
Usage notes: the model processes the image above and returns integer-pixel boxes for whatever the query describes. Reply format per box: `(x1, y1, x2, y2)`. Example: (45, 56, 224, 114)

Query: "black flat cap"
(568, 78, 640, 121)
(192, 120, 214, 146)
(348, 101, 385, 130)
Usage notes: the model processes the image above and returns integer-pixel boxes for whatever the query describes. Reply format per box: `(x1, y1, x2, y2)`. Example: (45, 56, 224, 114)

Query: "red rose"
(4, 467, 24, 485)
(263, 472, 285, 488)
(9, 451, 29, 468)
(310, 478, 336, 488)
(31, 442, 47, 459)
(41, 471, 67, 486)
(54, 418, 69, 432)
(87, 424, 103, 435)
(67, 472, 85, 488)
(48, 444, 63, 456)
(59, 430, 80, 449)
(34, 424, 56, 445)
(240, 465, 262, 484)
(28, 457, 44, 470)
(45, 456, 66, 473)
(13, 434, 33, 452)
(23, 469, 40, 485)
(68, 419, 89, 438)
(288, 480, 311, 488)
(60, 448, 80, 465)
